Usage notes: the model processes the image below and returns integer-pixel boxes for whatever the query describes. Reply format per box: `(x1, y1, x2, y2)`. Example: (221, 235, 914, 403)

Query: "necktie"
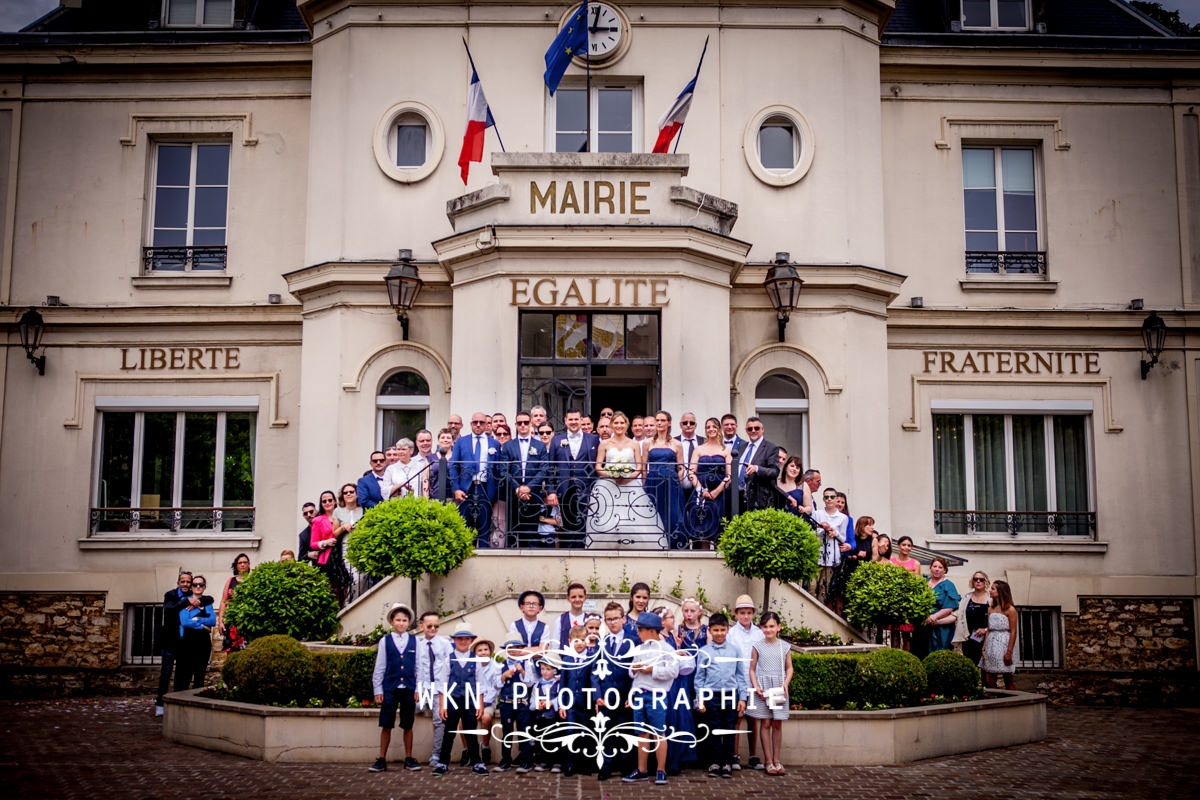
(427, 640, 435, 681)
(685, 439, 694, 464)
(472, 435, 481, 462)
(740, 441, 757, 488)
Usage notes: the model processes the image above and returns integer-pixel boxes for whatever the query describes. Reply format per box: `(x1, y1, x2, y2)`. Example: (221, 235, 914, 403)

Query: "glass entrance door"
(518, 311, 660, 428)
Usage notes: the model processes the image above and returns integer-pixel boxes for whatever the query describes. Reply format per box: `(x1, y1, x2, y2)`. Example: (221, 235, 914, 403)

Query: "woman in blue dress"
(920, 556, 962, 656)
(687, 418, 732, 541)
(656, 606, 697, 774)
(644, 410, 688, 547)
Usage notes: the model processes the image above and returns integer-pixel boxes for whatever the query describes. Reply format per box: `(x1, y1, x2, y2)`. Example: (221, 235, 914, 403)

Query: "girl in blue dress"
(687, 418, 732, 541)
(645, 410, 688, 547)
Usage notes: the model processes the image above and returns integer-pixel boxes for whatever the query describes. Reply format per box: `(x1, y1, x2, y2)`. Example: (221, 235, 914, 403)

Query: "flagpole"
(673, 35, 709, 155)
(462, 36, 506, 153)
(584, 1, 591, 153)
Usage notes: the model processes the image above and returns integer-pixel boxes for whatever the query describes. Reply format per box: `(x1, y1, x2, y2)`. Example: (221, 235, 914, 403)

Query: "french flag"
(458, 67, 495, 184)
(652, 37, 708, 154)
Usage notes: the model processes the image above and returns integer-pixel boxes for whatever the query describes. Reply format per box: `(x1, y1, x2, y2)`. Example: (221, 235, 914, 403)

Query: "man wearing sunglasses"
(298, 502, 318, 564)
(357, 451, 389, 509)
(675, 412, 701, 502)
(450, 412, 501, 547)
(739, 417, 782, 512)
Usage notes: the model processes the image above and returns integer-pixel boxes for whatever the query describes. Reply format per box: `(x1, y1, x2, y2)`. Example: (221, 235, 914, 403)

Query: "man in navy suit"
(739, 416, 782, 512)
(720, 415, 747, 520)
(356, 450, 388, 509)
(500, 411, 550, 546)
(546, 409, 599, 549)
(450, 412, 500, 547)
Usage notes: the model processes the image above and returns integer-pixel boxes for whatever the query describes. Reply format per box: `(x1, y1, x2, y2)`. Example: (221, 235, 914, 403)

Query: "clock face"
(586, 3, 623, 58)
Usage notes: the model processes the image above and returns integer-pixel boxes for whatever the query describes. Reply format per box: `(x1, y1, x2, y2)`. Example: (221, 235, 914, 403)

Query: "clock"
(586, 3, 623, 59)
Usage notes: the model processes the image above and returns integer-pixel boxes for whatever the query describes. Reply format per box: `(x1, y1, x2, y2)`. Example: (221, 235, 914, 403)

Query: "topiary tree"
(347, 495, 476, 610)
(718, 508, 820, 609)
(843, 561, 936, 629)
(922, 649, 981, 698)
(855, 647, 927, 707)
(222, 634, 314, 704)
(223, 560, 340, 643)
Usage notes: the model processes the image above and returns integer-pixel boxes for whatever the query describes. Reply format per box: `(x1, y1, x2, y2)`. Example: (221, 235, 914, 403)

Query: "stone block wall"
(1064, 597, 1195, 672)
(0, 592, 122, 669)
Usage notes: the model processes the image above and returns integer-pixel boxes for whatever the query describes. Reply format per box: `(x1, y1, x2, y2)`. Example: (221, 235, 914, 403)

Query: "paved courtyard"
(3, 698, 1199, 799)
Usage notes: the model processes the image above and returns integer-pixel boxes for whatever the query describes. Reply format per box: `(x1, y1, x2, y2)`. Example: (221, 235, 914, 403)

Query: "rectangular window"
(550, 82, 641, 153)
(932, 412, 1094, 536)
(146, 141, 230, 272)
(1017, 607, 1061, 668)
(92, 409, 256, 534)
(963, 146, 1044, 275)
(123, 603, 165, 665)
(164, 0, 235, 27)
(962, 0, 1029, 30)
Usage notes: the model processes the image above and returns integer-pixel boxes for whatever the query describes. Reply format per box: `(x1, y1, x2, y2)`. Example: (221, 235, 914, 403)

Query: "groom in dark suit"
(739, 416, 781, 512)
(546, 409, 599, 549)
(501, 411, 550, 546)
(450, 412, 500, 547)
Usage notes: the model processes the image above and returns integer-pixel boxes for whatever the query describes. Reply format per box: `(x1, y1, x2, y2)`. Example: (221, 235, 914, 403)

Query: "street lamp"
(17, 307, 46, 376)
(384, 249, 423, 341)
(1140, 311, 1166, 380)
(762, 252, 803, 342)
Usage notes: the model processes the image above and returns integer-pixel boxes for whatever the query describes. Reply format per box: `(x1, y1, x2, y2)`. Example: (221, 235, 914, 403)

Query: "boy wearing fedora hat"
(369, 604, 421, 773)
(726, 595, 764, 771)
(623, 612, 680, 786)
(433, 622, 487, 776)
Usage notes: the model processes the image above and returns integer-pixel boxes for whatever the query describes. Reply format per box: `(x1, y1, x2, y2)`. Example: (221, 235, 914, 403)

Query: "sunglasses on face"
(539, 430, 553, 435)
(192, 582, 206, 588)
(747, 425, 762, 432)
(370, 457, 385, 463)
(516, 420, 531, 425)
(342, 489, 355, 495)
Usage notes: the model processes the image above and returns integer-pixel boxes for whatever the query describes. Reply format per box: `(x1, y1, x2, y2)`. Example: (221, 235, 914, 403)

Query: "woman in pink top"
(890, 535, 921, 576)
(311, 490, 346, 605)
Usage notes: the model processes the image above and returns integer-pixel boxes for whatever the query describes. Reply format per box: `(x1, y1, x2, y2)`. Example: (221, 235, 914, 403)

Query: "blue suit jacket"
(356, 473, 386, 509)
(500, 437, 549, 493)
(549, 432, 599, 496)
(450, 434, 501, 500)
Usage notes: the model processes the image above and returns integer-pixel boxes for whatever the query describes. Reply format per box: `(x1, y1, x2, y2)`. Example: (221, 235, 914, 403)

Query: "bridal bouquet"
(607, 450, 635, 478)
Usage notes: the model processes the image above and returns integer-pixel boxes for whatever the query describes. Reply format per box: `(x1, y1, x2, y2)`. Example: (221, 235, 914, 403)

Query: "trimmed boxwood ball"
(923, 649, 980, 697)
(222, 560, 340, 643)
(347, 495, 475, 580)
(719, 508, 820, 609)
(789, 653, 863, 708)
(222, 635, 314, 705)
(844, 561, 936, 629)
(311, 648, 376, 704)
(855, 647, 927, 707)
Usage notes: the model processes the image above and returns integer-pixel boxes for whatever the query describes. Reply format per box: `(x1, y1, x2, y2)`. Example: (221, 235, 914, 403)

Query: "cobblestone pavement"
(3, 698, 1199, 799)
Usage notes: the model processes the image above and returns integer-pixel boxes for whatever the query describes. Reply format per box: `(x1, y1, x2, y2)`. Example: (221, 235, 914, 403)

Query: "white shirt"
(567, 432, 581, 459)
(726, 620, 764, 660)
(383, 459, 425, 498)
(812, 507, 849, 566)
(372, 631, 413, 695)
(416, 634, 453, 694)
(473, 434, 489, 482)
(628, 637, 681, 693)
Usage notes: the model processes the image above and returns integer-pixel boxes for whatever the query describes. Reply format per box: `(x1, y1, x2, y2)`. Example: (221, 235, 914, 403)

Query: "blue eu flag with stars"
(544, 2, 588, 95)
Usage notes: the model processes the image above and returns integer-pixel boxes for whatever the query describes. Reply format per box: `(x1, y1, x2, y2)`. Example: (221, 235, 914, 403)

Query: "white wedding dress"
(586, 445, 665, 549)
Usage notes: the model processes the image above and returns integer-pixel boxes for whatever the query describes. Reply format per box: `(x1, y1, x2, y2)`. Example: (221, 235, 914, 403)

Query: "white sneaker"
(155, 705, 164, 717)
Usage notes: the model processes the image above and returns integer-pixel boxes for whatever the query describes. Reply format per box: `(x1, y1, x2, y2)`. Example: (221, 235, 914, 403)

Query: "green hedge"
(222, 635, 376, 706)
(922, 649, 980, 698)
(856, 648, 928, 707)
(789, 653, 863, 708)
(222, 560, 340, 643)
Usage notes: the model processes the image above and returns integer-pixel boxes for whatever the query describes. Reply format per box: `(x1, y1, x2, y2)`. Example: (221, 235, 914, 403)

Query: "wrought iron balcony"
(89, 506, 254, 534)
(142, 245, 227, 272)
(965, 251, 1046, 275)
(934, 509, 1095, 537)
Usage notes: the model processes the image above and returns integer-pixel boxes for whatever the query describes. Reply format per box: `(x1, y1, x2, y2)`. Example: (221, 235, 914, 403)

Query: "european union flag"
(544, 1, 588, 95)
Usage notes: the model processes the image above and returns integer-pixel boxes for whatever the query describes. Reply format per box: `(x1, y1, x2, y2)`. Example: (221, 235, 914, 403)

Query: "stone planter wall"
(163, 688, 1046, 766)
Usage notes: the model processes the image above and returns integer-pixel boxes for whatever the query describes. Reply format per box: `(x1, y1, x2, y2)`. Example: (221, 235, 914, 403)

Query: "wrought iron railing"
(142, 245, 227, 272)
(965, 250, 1046, 275)
(90, 506, 255, 534)
(933, 509, 1095, 537)
(406, 454, 777, 550)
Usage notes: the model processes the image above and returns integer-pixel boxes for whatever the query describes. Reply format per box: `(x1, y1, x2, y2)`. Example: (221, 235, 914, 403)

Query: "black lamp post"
(1140, 311, 1166, 380)
(17, 307, 46, 375)
(762, 252, 803, 342)
(384, 249, 423, 341)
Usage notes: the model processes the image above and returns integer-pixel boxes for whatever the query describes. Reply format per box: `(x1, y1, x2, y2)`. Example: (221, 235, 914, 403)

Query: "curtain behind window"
(933, 414, 967, 534)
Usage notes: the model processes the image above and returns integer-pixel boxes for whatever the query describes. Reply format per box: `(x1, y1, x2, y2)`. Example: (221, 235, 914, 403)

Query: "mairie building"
(0, 0, 1196, 701)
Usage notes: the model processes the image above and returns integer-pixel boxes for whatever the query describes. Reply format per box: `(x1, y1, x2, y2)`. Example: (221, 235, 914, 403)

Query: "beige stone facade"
(0, 0, 1196, 690)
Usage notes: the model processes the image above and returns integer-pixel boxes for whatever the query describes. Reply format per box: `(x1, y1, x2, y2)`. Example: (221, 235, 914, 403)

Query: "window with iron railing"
(962, 146, 1044, 277)
(145, 141, 229, 272)
(123, 603, 165, 665)
(1017, 606, 1061, 668)
(933, 410, 1094, 537)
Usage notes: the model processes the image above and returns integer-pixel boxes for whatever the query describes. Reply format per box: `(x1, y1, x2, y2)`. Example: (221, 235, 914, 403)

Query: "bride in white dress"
(587, 411, 665, 549)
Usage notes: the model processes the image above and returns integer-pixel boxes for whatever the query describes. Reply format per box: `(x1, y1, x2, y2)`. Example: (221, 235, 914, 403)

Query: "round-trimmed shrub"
(347, 495, 475, 580)
(222, 635, 314, 705)
(922, 649, 980, 698)
(855, 647, 927, 707)
(222, 560, 340, 642)
(311, 648, 376, 704)
(844, 561, 936, 629)
(789, 653, 863, 708)
(719, 508, 820, 608)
